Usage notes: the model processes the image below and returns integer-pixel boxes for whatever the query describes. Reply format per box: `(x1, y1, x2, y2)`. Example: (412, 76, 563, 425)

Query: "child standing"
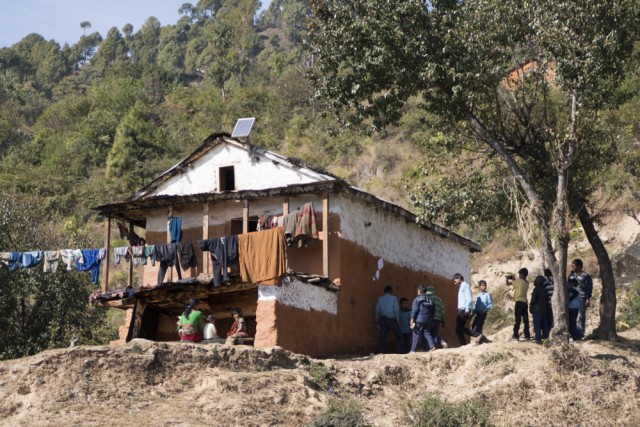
(472, 280, 493, 336)
(529, 275, 548, 344)
(399, 297, 412, 353)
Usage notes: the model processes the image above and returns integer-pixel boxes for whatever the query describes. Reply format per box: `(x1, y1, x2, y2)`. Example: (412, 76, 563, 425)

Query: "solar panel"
(231, 118, 255, 138)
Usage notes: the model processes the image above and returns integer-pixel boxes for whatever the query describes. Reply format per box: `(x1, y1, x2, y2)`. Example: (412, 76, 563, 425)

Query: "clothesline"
(0, 249, 105, 284)
(0, 202, 319, 287)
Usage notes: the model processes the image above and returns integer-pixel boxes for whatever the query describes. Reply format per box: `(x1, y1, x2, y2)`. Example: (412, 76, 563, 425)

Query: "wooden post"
(203, 203, 210, 275)
(322, 193, 329, 277)
(167, 207, 173, 282)
(243, 199, 249, 234)
(283, 197, 289, 216)
(102, 217, 111, 293)
(128, 222, 134, 287)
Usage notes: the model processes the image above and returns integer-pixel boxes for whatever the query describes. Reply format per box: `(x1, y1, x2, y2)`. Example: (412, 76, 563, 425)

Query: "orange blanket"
(238, 227, 286, 286)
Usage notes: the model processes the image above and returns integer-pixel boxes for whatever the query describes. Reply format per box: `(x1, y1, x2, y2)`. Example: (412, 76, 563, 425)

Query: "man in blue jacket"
(410, 286, 435, 352)
(568, 259, 593, 339)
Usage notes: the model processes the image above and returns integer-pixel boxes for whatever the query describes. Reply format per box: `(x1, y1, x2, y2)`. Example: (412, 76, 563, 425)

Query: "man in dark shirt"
(567, 259, 593, 339)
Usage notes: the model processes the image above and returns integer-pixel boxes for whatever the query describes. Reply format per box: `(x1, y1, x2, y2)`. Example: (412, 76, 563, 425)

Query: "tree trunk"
(549, 166, 570, 342)
(577, 204, 617, 340)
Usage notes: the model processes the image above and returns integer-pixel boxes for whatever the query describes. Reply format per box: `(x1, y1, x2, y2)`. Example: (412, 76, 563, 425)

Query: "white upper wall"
(147, 142, 334, 197)
(333, 194, 472, 280)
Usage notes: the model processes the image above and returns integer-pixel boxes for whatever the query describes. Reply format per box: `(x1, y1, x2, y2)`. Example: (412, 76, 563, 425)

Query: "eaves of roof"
(93, 180, 480, 253)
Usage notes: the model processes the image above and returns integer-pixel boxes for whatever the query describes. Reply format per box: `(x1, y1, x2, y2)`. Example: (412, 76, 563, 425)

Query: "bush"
(311, 398, 368, 427)
(405, 394, 492, 427)
(618, 280, 640, 330)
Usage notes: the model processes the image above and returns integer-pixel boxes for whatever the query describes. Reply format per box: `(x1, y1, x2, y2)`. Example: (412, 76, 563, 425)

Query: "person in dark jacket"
(529, 276, 548, 344)
(410, 286, 436, 352)
(543, 268, 554, 338)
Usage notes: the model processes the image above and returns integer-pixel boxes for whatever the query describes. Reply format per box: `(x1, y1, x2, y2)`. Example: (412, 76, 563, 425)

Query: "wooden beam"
(242, 199, 249, 234)
(323, 193, 329, 277)
(202, 203, 210, 275)
(102, 217, 111, 293)
(283, 197, 289, 216)
(130, 300, 146, 340)
(167, 206, 173, 282)
(128, 222, 134, 287)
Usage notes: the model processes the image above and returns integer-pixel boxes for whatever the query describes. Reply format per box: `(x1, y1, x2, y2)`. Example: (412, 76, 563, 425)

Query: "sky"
(0, 0, 271, 49)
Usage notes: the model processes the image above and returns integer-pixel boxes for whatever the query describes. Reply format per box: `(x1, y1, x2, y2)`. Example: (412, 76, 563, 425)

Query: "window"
(219, 166, 235, 192)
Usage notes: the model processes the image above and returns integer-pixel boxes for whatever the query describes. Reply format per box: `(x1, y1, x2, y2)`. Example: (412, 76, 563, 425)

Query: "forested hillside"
(1, 0, 639, 359)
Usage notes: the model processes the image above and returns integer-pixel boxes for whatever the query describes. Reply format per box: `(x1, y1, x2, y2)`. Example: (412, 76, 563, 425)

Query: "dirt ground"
(1, 328, 639, 427)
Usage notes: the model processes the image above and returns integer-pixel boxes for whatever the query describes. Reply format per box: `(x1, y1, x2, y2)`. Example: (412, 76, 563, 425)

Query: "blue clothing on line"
(76, 249, 101, 285)
(169, 217, 182, 243)
(8, 252, 21, 271)
(20, 251, 44, 269)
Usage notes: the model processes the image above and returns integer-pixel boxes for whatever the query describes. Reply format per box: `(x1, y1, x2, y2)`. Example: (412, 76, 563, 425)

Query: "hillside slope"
(1, 331, 639, 427)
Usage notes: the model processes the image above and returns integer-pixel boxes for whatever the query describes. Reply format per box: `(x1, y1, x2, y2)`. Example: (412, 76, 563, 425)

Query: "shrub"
(309, 363, 332, 390)
(405, 394, 492, 427)
(311, 398, 368, 427)
(618, 280, 640, 330)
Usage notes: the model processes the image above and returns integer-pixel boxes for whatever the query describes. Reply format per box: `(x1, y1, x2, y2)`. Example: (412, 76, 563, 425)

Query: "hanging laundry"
(257, 215, 271, 231)
(168, 216, 182, 243)
(19, 251, 44, 269)
(198, 238, 228, 287)
(155, 243, 181, 286)
(0, 252, 21, 271)
(226, 235, 238, 265)
(177, 242, 197, 270)
(43, 250, 61, 272)
(238, 227, 286, 286)
(114, 247, 129, 265)
(60, 249, 84, 271)
(131, 246, 145, 267)
(283, 211, 300, 247)
(143, 245, 156, 266)
(76, 249, 102, 285)
(294, 202, 319, 247)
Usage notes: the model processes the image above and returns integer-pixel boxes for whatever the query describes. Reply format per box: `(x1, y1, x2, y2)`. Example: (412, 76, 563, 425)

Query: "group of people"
(376, 258, 592, 353)
(176, 298, 250, 345)
(509, 259, 592, 343)
(375, 273, 493, 354)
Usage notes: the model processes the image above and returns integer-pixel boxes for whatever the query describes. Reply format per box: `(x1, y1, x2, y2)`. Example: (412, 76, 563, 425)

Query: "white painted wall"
(145, 196, 326, 234)
(258, 276, 338, 315)
(150, 143, 334, 197)
(333, 194, 472, 280)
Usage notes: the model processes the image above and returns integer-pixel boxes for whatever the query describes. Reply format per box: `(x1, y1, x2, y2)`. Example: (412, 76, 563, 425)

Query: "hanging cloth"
(198, 238, 227, 287)
(43, 250, 61, 272)
(20, 251, 44, 269)
(238, 227, 286, 286)
(143, 245, 156, 266)
(177, 242, 197, 270)
(295, 202, 319, 245)
(76, 249, 102, 285)
(60, 249, 84, 271)
(169, 216, 182, 243)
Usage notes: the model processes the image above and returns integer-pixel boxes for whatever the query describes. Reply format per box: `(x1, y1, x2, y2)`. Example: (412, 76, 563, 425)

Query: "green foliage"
(309, 362, 331, 389)
(310, 398, 368, 427)
(405, 394, 492, 427)
(618, 280, 640, 331)
(0, 191, 113, 360)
